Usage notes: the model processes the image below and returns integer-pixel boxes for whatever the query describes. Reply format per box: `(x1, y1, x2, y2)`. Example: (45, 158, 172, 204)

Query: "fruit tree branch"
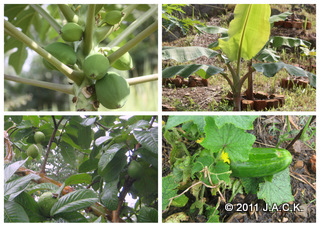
(4, 19, 84, 85)
(30, 4, 61, 32)
(83, 5, 96, 55)
(58, 4, 80, 24)
(127, 74, 158, 85)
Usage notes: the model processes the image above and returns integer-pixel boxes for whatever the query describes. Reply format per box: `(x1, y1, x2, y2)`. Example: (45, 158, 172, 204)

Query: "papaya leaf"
(162, 46, 219, 62)
(252, 62, 316, 88)
(219, 4, 271, 61)
(162, 64, 224, 79)
(51, 189, 98, 216)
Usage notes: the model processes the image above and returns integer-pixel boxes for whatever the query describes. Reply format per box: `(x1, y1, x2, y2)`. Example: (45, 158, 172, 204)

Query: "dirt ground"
(162, 5, 316, 111)
(162, 116, 316, 223)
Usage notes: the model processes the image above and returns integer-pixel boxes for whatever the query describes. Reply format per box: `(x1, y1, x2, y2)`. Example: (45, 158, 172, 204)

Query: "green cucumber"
(230, 147, 292, 178)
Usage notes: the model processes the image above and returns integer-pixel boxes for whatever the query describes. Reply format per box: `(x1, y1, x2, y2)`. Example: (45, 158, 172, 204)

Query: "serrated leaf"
(100, 180, 119, 210)
(165, 115, 206, 132)
(162, 64, 224, 79)
(133, 127, 158, 153)
(192, 155, 214, 178)
(4, 158, 28, 182)
(201, 117, 255, 162)
(162, 46, 219, 62)
(65, 173, 92, 186)
(257, 168, 294, 206)
(4, 201, 29, 223)
(206, 161, 230, 185)
(219, 4, 271, 61)
(172, 156, 192, 184)
(213, 116, 258, 130)
(162, 175, 179, 211)
(240, 177, 264, 194)
(51, 189, 98, 216)
(171, 194, 188, 207)
(137, 206, 158, 223)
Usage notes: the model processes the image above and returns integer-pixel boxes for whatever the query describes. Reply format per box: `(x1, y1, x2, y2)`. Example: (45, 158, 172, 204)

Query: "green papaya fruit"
(26, 144, 40, 159)
(43, 42, 77, 70)
(104, 10, 123, 25)
(95, 72, 130, 109)
(108, 46, 133, 70)
(38, 192, 58, 217)
(83, 54, 110, 80)
(34, 131, 45, 144)
(60, 22, 83, 42)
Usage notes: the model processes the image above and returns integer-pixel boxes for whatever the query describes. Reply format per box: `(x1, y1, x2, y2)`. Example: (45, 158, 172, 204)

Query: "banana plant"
(162, 4, 316, 111)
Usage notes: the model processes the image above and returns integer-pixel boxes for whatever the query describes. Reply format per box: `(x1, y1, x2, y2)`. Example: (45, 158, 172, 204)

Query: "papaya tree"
(162, 4, 316, 111)
(4, 4, 158, 111)
(4, 115, 158, 223)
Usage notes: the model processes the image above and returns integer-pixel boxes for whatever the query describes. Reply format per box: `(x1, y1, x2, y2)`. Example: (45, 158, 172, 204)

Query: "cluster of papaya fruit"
(42, 7, 133, 109)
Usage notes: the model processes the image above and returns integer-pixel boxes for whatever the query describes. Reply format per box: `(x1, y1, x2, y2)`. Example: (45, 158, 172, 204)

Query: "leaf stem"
(30, 4, 61, 32)
(107, 5, 158, 48)
(4, 19, 84, 85)
(127, 74, 158, 86)
(4, 74, 74, 95)
(108, 21, 158, 65)
(83, 5, 96, 56)
(58, 4, 80, 23)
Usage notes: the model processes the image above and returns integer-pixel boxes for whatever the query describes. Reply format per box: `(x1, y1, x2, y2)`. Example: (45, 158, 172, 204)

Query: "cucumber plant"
(4, 4, 158, 111)
(162, 115, 314, 222)
(162, 4, 316, 111)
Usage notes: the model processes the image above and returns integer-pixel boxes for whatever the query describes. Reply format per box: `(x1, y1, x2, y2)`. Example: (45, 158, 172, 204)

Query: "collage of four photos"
(2, 3, 317, 223)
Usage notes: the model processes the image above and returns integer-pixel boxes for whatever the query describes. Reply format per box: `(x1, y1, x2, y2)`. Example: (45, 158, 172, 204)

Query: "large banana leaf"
(270, 36, 311, 48)
(219, 4, 271, 61)
(162, 46, 219, 62)
(269, 11, 292, 24)
(195, 24, 228, 36)
(162, 64, 224, 79)
(252, 62, 316, 88)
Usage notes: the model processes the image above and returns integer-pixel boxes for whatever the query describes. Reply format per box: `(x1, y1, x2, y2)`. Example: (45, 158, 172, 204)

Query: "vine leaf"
(165, 115, 205, 132)
(201, 117, 255, 162)
(162, 175, 179, 211)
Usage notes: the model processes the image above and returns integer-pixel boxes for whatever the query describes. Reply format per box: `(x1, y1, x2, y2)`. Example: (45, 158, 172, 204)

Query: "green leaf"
(162, 64, 224, 79)
(257, 168, 294, 206)
(213, 116, 258, 130)
(78, 158, 99, 173)
(219, 4, 271, 61)
(65, 173, 92, 186)
(240, 177, 264, 194)
(78, 125, 92, 149)
(192, 155, 214, 178)
(133, 127, 158, 154)
(255, 48, 280, 62)
(60, 142, 77, 167)
(271, 36, 311, 48)
(162, 46, 219, 62)
(80, 117, 97, 126)
(27, 183, 59, 195)
(4, 159, 28, 182)
(5, 174, 41, 200)
(201, 117, 255, 162)
(195, 24, 228, 35)
(171, 194, 189, 207)
(51, 189, 98, 216)
(206, 161, 230, 185)
(252, 62, 316, 88)
(269, 11, 292, 24)
(54, 211, 88, 222)
(172, 156, 192, 184)
(98, 147, 127, 182)
(100, 179, 119, 210)
(133, 166, 157, 197)
(162, 175, 179, 210)
(4, 200, 29, 223)
(137, 206, 158, 223)
(165, 115, 205, 132)
(13, 192, 45, 222)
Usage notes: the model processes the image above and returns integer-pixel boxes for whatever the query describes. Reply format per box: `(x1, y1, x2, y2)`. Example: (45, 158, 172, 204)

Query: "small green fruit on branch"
(60, 22, 84, 42)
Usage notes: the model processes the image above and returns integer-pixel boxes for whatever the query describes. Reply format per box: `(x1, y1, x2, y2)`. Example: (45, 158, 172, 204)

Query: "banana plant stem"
(30, 4, 61, 32)
(4, 74, 74, 95)
(108, 21, 158, 65)
(4, 19, 84, 85)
